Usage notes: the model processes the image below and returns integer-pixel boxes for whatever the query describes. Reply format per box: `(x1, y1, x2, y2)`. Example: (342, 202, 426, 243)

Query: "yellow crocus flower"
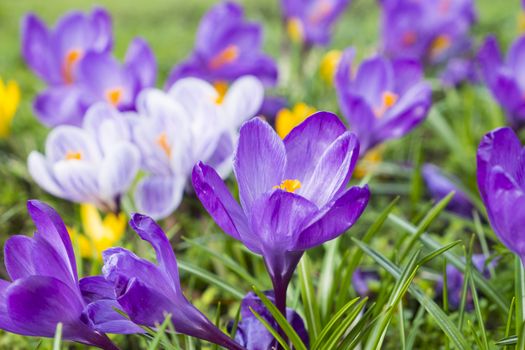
(0, 77, 21, 138)
(275, 102, 317, 139)
(69, 204, 126, 259)
(519, 12, 525, 33)
(319, 50, 342, 85)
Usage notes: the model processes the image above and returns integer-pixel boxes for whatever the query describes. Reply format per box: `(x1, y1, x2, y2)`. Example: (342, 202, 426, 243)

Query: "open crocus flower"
(234, 291, 309, 349)
(477, 127, 525, 261)
(380, 0, 476, 64)
(422, 164, 475, 217)
(21, 7, 112, 86)
(0, 200, 119, 349)
(133, 76, 263, 219)
(101, 213, 244, 350)
(192, 113, 370, 314)
(280, 0, 350, 46)
(477, 35, 525, 126)
(166, 1, 277, 88)
(69, 204, 126, 260)
(335, 48, 432, 155)
(35, 38, 156, 126)
(27, 103, 140, 212)
(0, 77, 20, 138)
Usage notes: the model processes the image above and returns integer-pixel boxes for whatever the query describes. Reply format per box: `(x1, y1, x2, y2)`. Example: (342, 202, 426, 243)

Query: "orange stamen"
(402, 31, 417, 47)
(273, 179, 302, 193)
(209, 45, 239, 70)
(430, 34, 451, 58)
(214, 81, 229, 105)
(156, 132, 171, 158)
(62, 49, 83, 84)
(374, 91, 399, 118)
(105, 87, 123, 107)
(65, 151, 82, 160)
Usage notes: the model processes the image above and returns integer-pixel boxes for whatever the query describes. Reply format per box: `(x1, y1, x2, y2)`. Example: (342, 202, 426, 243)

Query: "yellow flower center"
(319, 50, 342, 85)
(63, 48, 83, 84)
(156, 132, 171, 158)
(287, 17, 304, 43)
(374, 91, 398, 118)
(273, 179, 302, 193)
(65, 151, 82, 160)
(275, 102, 317, 139)
(429, 34, 451, 58)
(214, 81, 229, 105)
(105, 87, 124, 107)
(209, 45, 239, 70)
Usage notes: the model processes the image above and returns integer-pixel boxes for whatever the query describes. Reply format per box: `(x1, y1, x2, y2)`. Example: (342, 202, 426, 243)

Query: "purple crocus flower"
(234, 291, 309, 349)
(192, 113, 370, 314)
(21, 8, 112, 86)
(166, 1, 278, 88)
(0, 200, 119, 349)
(280, 0, 351, 46)
(35, 38, 156, 126)
(27, 103, 140, 212)
(440, 57, 479, 87)
(437, 254, 493, 309)
(335, 48, 432, 155)
(422, 164, 475, 217)
(380, 0, 476, 64)
(352, 269, 379, 297)
(101, 213, 244, 350)
(477, 35, 525, 126)
(477, 127, 525, 260)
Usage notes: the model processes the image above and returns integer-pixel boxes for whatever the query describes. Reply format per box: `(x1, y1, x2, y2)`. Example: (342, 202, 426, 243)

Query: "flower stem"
(517, 256, 525, 338)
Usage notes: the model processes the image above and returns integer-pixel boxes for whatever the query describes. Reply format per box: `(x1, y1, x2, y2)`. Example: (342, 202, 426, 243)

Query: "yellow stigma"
(429, 34, 451, 58)
(374, 91, 398, 118)
(209, 45, 239, 70)
(275, 102, 317, 139)
(0, 77, 20, 138)
(63, 48, 83, 84)
(319, 50, 342, 85)
(156, 132, 172, 158)
(65, 151, 82, 160)
(213, 81, 229, 105)
(105, 87, 124, 107)
(286, 17, 304, 44)
(273, 179, 302, 193)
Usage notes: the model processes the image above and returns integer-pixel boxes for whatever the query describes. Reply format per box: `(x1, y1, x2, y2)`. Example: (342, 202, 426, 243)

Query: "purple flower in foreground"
(101, 214, 244, 350)
(477, 127, 525, 259)
(35, 38, 156, 126)
(335, 48, 432, 155)
(166, 1, 277, 88)
(27, 103, 140, 212)
(192, 113, 370, 314)
(381, 0, 476, 64)
(437, 254, 493, 309)
(422, 164, 475, 217)
(21, 8, 112, 86)
(0, 201, 118, 349)
(477, 35, 525, 125)
(280, 0, 350, 46)
(234, 291, 309, 349)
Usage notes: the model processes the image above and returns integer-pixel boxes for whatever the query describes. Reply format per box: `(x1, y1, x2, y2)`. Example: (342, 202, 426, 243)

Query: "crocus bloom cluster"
(422, 164, 474, 217)
(167, 1, 277, 88)
(192, 113, 370, 314)
(477, 127, 525, 260)
(22, 8, 156, 126)
(69, 204, 126, 260)
(99, 213, 244, 350)
(478, 35, 525, 126)
(234, 291, 309, 349)
(0, 77, 20, 138)
(280, 0, 350, 46)
(275, 102, 316, 139)
(335, 48, 432, 155)
(380, 0, 476, 64)
(133, 76, 263, 219)
(0, 201, 118, 349)
(27, 103, 140, 212)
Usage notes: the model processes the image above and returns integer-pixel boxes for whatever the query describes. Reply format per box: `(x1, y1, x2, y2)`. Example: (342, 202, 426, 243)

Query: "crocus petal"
(192, 162, 253, 248)
(337, 94, 376, 153)
(392, 59, 423, 94)
(86, 299, 144, 334)
(294, 185, 370, 250)
(4, 236, 35, 280)
(27, 200, 78, 283)
(27, 151, 64, 199)
(223, 75, 264, 130)
(33, 86, 87, 127)
(234, 118, 286, 213)
(134, 175, 186, 220)
(79, 276, 115, 303)
(477, 36, 504, 86)
(98, 143, 140, 203)
(129, 213, 182, 293)
(335, 47, 356, 93)
(0, 279, 24, 334)
(124, 37, 157, 88)
(53, 161, 100, 204)
(354, 56, 393, 105)
(46, 125, 101, 163)
(507, 36, 525, 90)
(90, 7, 113, 51)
